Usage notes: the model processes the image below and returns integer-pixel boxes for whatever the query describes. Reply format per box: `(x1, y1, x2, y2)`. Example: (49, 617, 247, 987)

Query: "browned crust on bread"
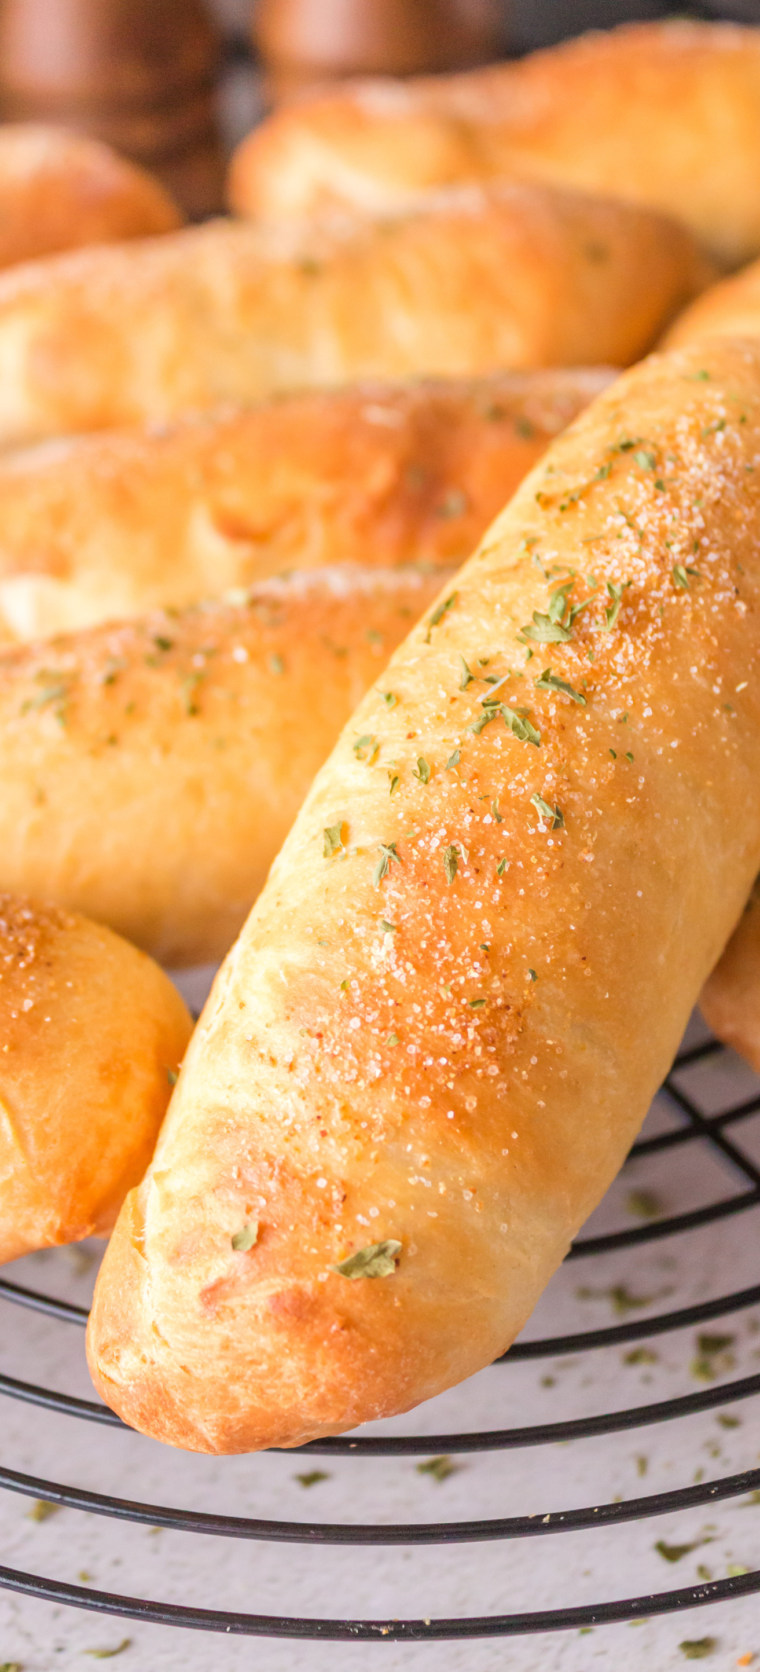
(700, 881, 760, 1071)
(0, 126, 183, 271)
(0, 369, 610, 640)
(0, 893, 192, 1263)
(0, 569, 445, 964)
(230, 19, 760, 266)
(0, 190, 710, 445)
(664, 257, 760, 351)
(88, 339, 760, 1452)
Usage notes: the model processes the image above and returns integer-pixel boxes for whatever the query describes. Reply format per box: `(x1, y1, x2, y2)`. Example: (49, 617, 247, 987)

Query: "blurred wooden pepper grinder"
(255, 0, 504, 104)
(0, 0, 225, 217)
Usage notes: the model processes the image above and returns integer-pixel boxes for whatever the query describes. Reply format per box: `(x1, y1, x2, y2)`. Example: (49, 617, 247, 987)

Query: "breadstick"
(0, 369, 610, 641)
(0, 126, 182, 271)
(664, 258, 760, 350)
(88, 338, 760, 1453)
(0, 893, 192, 1265)
(0, 189, 709, 446)
(699, 883, 760, 1072)
(229, 20, 760, 267)
(0, 568, 444, 966)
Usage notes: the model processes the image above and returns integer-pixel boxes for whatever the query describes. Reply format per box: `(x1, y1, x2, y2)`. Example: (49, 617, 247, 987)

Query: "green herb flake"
(231, 1222, 259, 1253)
(445, 749, 461, 771)
(625, 751, 634, 763)
(496, 857, 509, 877)
(84, 1645, 132, 1661)
(379, 690, 398, 709)
(269, 653, 285, 676)
(534, 668, 586, 705)
(443, 845, 459, 884)
(531, 792, 564, 830)
(295, 1471, 329, 1488)
(413, 757, 431, 784)
(625, 1189, 662, 1220)
(374, 842, 401, 888)
(502, 706, 541, 746)
(333, 1240, 402, 1279)
(153, 635, 173, 652)
(603, 579, 631, 631)
(673, 564, 700, 590)
(417, 1456, 457, 1483)
(634, 449, 657, 470)
(469, 998, 485, 1009)
(610, 748, 617, 759)
(491, 800, 502, 823)
(323, 823, 345, 859)
(353, 733, 379, 762)
(679, 1641, 716, 1660)
(425, 593, 458, 640)
(656, 1539, 702, 1564)
(528, 969, 538, 982)
(381, 920, 396, 934)
(459, 657, 474, 690)
(27, 1500, 58, 1523)
(386, 1033, 400, 1048)
(166, 1068, 178, 1087)
(388, 772, 400, 796)
(520, 612, 571, 645)
(624, 1346, 659, 1366)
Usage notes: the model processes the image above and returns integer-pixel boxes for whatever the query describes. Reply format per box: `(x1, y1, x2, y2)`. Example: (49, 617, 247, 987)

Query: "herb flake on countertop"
(417, 1456, 458, 1483)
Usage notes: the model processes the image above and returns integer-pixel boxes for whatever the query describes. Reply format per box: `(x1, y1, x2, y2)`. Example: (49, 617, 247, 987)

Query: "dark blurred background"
(210, 0, 760, 60)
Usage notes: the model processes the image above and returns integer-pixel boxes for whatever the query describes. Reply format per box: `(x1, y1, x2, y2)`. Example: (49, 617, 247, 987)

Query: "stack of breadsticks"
(2, 22, 760, 1455)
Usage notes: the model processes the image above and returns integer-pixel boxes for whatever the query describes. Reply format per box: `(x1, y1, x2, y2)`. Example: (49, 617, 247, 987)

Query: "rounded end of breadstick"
(0, 895, 193, 1264)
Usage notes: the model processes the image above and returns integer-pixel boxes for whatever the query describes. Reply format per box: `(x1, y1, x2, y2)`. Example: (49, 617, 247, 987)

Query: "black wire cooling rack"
(1, 1033, 760, 1645)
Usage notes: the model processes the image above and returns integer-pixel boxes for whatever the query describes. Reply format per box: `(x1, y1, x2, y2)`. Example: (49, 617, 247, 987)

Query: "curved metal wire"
(0, 1036, 758, 1640)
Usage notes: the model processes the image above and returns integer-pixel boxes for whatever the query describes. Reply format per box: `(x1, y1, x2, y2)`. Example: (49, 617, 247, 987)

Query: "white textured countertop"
(1, 979, 759, 1672)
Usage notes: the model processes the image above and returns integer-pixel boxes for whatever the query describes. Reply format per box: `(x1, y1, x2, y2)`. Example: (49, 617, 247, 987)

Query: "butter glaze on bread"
(0, 370, 610, 641)
(0, 569, 444, 965)
(0, 126, 183, 271)
(88, 340, 760, 1452)
(0, 893, 192, 1264)
(0, 190, 709, 446)
(664, 257, 760, 351)
(230, 19, 760, 267)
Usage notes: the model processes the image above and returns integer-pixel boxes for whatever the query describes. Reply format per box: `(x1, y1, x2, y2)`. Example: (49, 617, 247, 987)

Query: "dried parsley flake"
(333, 1241, 401, 1279)
(443, 845, 459, 884)
(231, 1222, 259, 1253)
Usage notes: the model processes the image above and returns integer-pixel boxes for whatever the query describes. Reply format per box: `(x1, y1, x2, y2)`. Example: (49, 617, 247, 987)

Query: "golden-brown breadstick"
(229, 20, 760, 266)
(88, 338, 760, 1454)
(700, 883, 760, 1072)
(0, 369, 610, 641)
(0, 569, 445, 965)
(664, 258, 760, 350)
(0, 125, 182, 270)
(0, 189, 709, 446)
(0, 893, 192, 1265)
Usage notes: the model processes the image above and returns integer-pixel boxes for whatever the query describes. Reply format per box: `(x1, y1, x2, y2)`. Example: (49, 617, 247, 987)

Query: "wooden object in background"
(0, 0, 226, 218)
(255, 0, 503, 103)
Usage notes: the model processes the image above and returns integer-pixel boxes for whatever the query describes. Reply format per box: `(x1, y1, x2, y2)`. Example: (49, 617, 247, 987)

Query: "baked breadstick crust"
(88, 339, 760, 1453)
(0, 126, 183, 271)
(665, 257, 760, 351)
(230, 20, 760, 267)
(0, 569, 444, 965)
(0, 370, 610, 642)
(0, 893, 192, 1265)
(0, 188, 710, 446)
(700, 882, 760, 1072)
